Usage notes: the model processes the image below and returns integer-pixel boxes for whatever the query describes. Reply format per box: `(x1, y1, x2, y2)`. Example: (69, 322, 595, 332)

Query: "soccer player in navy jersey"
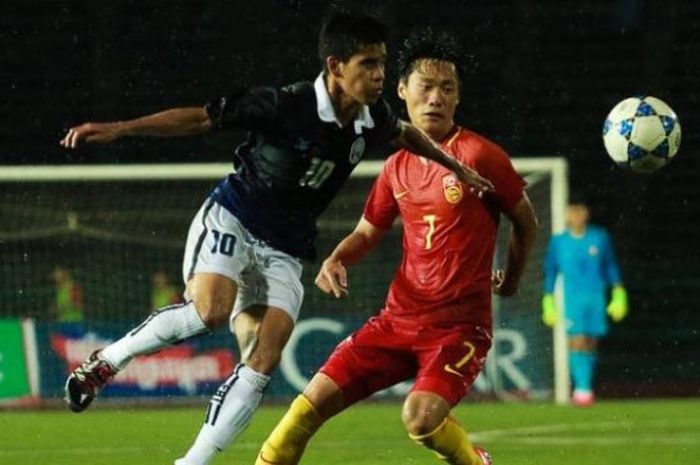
(59, 12, 493, 465)
(254, 29, 538, 465)
(542, 199, 628, 406)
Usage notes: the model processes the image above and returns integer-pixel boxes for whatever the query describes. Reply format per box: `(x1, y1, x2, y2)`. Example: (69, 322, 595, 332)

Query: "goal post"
(508, 157, 569, 405)
(0, 158, 568, 404)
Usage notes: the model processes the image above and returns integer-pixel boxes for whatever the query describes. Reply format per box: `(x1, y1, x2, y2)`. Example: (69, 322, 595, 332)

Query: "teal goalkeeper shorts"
(564, 295, 609, 337)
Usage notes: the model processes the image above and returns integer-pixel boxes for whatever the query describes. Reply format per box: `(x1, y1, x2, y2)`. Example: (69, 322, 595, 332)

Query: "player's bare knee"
(402, 393, 451, 436)
(402, 407, 445, 436)
(191, 292, 234, 329)
(186, 274, 237, 328)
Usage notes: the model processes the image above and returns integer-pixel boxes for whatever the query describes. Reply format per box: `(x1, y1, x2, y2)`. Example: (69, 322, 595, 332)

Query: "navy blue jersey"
(205, 75, 400, 260)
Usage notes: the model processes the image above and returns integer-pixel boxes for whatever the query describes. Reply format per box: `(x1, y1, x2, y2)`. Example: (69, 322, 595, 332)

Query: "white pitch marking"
(0, 442, 267, 456)
(501, 434, 700, 446)
(470, 418, 700, 445)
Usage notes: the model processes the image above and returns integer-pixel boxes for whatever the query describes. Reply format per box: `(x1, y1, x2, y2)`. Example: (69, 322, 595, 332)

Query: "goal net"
(0, 159, 568, 404)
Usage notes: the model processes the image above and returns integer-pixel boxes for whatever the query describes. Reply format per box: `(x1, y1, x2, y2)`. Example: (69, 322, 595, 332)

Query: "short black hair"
(397, 28, 466, 84)
(318, 12, 388, 66)
(568, 193, 590, 207)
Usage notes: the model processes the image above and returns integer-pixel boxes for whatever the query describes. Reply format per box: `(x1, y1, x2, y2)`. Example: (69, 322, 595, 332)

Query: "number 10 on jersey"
(299, 157, 335, 189)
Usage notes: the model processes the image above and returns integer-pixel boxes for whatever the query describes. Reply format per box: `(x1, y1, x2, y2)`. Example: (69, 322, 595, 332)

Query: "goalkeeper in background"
(542, 199, 628, 406)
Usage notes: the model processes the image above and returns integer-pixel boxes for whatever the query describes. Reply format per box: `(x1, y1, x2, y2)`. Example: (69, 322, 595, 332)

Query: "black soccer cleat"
(64, 350, 118, 413)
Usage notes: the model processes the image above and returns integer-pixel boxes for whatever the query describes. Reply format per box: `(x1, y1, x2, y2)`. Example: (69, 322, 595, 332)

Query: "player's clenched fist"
(315, 257, 348, 299)
(60, 122, 123, 148)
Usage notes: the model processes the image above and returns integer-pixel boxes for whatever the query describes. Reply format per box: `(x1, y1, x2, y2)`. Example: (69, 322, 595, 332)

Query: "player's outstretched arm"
(393, 121, 494, 194)
(495, 193, 538, 297)
(315, 217, 387, 299)
(60, 107, 212, 148)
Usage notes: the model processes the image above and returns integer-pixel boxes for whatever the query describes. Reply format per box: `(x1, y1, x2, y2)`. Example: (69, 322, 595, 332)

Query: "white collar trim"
(314, 72, 375, 134)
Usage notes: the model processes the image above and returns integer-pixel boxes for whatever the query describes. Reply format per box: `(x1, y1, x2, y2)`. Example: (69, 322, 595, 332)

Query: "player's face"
(336, 43, 387, 105)
(398, 59, 459, 140)
(566, 204, 590, 230)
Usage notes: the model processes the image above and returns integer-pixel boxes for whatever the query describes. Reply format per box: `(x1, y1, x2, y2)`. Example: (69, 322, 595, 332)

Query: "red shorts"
(319, 314, 492, 406)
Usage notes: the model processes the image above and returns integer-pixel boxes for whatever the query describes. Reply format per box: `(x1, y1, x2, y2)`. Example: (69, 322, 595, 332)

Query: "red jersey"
(363, 127, 525, 325)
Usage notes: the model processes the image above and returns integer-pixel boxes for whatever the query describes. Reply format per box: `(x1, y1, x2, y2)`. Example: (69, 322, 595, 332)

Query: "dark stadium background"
(1, 0, 698, 397)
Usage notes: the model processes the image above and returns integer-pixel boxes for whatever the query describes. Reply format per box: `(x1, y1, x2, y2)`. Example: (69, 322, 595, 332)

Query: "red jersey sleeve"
(475, 140, 526, 214)
(362, 161, 399, 230)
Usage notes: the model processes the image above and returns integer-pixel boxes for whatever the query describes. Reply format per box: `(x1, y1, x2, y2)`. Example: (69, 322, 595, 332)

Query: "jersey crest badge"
(349, 137, 365, 165)
(442, 174, 463, 204)
(588, 245, 599, 256)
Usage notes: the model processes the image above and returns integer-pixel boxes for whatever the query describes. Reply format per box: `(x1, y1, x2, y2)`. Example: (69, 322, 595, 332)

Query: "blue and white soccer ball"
(602, 96, 681, 174)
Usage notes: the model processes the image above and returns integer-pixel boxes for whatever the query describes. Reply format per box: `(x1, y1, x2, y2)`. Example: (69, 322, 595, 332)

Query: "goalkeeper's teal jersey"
(543, 225, 621, 307)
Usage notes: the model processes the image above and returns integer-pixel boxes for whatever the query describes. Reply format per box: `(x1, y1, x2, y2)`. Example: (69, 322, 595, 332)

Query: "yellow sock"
(409, 416, 482, 465)
(256, 395, 324, 465)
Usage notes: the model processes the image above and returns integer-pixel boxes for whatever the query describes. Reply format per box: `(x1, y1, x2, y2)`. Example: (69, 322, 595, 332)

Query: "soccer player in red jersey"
(255, 29, 538, 465)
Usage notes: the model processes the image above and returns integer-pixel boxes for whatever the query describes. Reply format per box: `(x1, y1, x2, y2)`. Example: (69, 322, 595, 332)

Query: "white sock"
(101, 301, 209, 369)
(175, 364, 270, 465)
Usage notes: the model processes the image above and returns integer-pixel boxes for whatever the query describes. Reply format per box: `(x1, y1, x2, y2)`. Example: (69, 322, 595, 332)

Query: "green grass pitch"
(1, 399, 698, 464)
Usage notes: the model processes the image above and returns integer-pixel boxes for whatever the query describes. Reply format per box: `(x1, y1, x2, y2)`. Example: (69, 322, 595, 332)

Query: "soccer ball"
(602, 96, 681, 174)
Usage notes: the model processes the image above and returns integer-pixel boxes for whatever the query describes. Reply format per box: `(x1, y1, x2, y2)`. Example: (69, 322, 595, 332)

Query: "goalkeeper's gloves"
(541, 293, 559, 327)
(607, 285, 629, 322)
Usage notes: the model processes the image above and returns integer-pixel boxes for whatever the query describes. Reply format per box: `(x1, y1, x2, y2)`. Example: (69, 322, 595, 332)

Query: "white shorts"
(182, 198, 305, 323)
